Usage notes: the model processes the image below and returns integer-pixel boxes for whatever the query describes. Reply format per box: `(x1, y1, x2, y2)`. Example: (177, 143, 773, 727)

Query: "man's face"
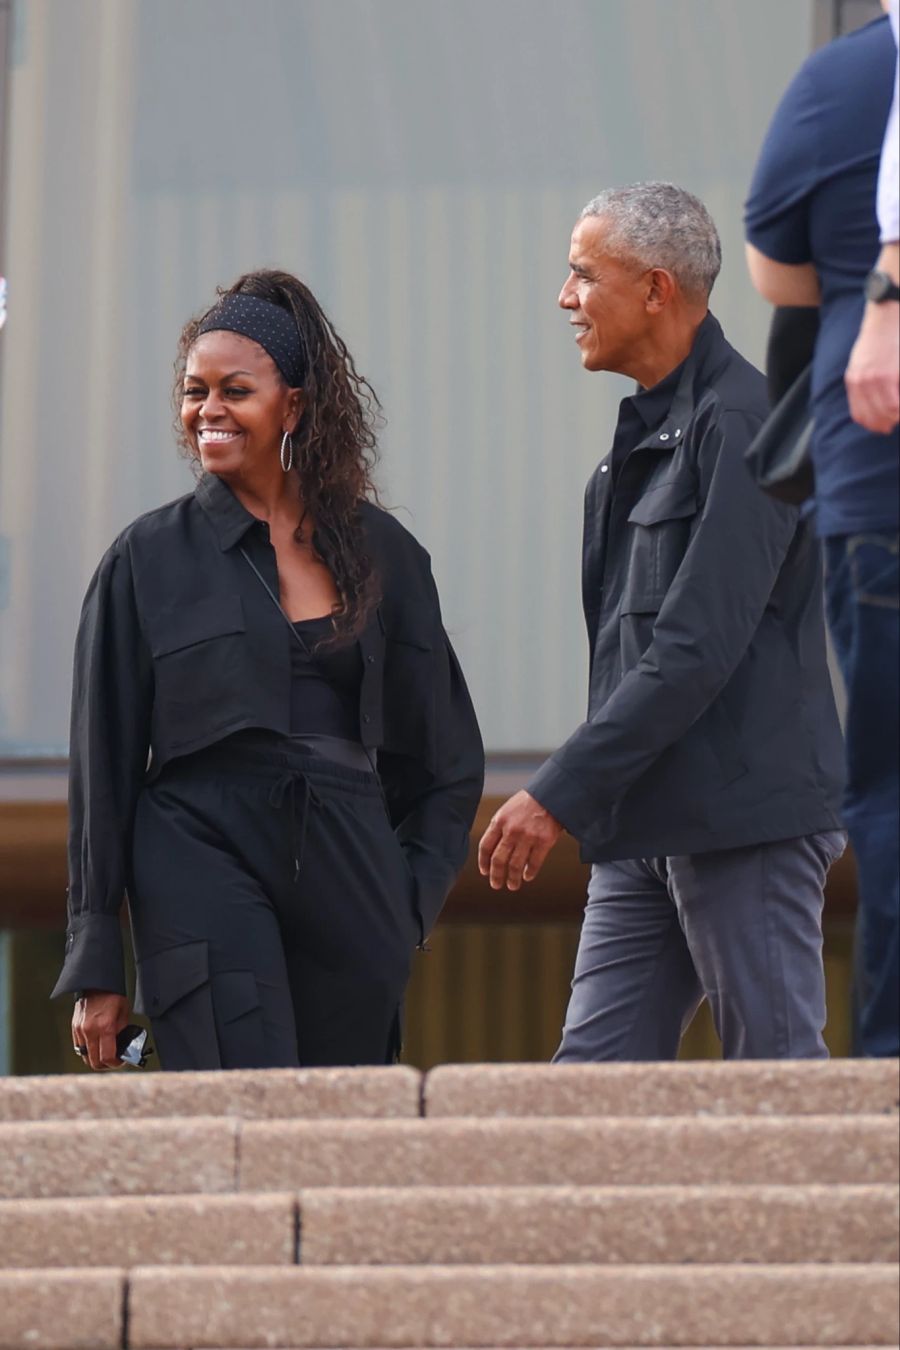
(559, 215, 650, 375)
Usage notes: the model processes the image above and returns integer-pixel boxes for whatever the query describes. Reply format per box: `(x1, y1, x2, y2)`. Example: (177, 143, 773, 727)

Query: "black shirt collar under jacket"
(609, 315, 727, 482)
(195, 471, 264, 551)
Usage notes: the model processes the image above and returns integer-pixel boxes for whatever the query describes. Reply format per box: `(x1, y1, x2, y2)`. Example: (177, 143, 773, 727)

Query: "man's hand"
(72, 992, 131, 1071)
(845, 300, 900, 434)
(478, 790, 563, 891)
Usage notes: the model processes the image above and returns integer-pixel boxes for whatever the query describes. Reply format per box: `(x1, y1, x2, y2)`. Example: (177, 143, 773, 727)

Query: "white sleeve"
(877, 0, 900, 243)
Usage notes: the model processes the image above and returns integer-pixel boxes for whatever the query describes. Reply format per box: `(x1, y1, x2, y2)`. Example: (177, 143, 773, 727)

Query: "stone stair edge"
(4, 1265, 896, 1350)
(123, 1263, 900, 1350)
(5, 1112, 895, 1198)
(3, 1182, 895, 1271)
(1, 1059, 896, 1124)
(424, 1058, 900, 1117)
(0, 1064, 425, 1122)
(5, 1109, 896, 1137)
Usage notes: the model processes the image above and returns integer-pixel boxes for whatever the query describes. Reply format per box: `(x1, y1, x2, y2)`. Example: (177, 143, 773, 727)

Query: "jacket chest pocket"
(146, 594, 248, 746)
(380, 602, 437, 768)
(624, 478, 698, 608)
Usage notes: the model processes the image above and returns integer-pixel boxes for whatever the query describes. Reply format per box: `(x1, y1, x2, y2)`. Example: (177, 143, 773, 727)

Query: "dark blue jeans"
(825, 532, 899, 1057)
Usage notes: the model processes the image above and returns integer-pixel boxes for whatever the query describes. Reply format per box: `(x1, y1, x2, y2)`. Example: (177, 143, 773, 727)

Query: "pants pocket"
(210, 969, 266, 1069)
(135, 941, 268, 1071)
(134, 940, 221, 1071)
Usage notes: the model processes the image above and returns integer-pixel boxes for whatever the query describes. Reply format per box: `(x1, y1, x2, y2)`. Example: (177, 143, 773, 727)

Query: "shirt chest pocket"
(623, 478, 699, 609)
(146, 594, 248, 746)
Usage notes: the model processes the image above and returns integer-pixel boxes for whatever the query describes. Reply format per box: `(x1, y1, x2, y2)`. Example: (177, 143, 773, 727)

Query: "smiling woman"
(53, 268, 484, 1076)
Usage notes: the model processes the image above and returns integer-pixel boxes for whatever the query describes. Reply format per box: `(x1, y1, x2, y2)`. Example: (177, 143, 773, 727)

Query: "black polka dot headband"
(196, 293, 306, 387)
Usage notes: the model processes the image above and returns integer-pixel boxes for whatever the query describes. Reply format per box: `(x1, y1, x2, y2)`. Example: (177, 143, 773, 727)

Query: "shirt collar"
(623, 312, 723, 450)
(630, 355, 687, 429)
(194, 473, 261, 551)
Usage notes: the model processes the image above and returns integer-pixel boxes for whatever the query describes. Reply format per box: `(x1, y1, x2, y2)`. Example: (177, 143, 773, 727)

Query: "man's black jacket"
(527, 313, 844, 860)
(52, 475, 484, 999)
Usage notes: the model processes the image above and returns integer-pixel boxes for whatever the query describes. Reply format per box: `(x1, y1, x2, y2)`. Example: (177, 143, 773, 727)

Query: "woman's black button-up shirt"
(52, 474, 485, 999)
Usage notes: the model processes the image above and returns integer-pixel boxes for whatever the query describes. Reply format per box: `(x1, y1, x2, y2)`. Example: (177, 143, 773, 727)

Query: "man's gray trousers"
(555, 831, 846, 1061)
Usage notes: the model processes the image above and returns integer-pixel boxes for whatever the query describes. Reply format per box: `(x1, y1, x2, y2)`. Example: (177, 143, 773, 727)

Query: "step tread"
(296, 1183, 900, 1265)
(238, 1115, 899, 1189)
(0, 1117, 238, 1199)
(124, 1263, 900, 1348)
(0, 1267, 124, 1349)
(424, 1061, 900, 1119)
(0, 1066, 421, 1123)
(3, 1114, 895, 1199)
(0, 1191, 296, 1268)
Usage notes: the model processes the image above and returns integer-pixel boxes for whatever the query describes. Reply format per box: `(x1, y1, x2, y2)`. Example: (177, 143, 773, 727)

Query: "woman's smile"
(198, 428, 242, 443)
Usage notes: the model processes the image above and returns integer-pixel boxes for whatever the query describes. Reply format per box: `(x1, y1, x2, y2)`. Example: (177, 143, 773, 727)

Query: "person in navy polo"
(745, 8, 899, 1057)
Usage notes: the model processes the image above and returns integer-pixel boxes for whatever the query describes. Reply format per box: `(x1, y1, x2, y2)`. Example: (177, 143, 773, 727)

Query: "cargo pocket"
(209, 969, 267, 1070)
(134, 939, 221, 1071)
(627, 478, 698, 598)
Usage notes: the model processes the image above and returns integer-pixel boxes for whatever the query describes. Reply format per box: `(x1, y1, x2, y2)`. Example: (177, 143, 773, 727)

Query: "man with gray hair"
(479, 182, 846, 1059)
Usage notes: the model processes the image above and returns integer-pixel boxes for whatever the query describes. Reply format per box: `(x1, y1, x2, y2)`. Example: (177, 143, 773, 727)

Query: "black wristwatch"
(864, 269, 900, 304)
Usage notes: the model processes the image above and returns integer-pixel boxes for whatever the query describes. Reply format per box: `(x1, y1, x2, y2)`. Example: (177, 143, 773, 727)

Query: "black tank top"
(289, 614, 363, 740)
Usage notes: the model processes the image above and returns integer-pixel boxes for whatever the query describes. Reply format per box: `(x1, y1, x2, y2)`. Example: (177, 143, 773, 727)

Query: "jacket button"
(659, 432, 670, 442)
(600, 464, 609, 474)
(363, 714, 371, 724)
(367, 654, 375, 664)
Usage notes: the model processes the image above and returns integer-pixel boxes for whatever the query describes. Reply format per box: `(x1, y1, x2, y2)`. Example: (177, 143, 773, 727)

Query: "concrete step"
(5, 1266, 894, 1350)
(3, 1113, 895, 1200)
(124, 1264, 900, 1347)
(0, 1268, 124, 1350)
(2, 1183, 894, 1270)
(0, 1065, 421, 1122)
(0, 1192, 296, 1269)
(0, 1118, 238, 1199)
(297, 1183, 900, 1266)
(3, 1061, 895, 1125)
(424, 1060, 900, 1119)
(238, 1116, 899, 1190)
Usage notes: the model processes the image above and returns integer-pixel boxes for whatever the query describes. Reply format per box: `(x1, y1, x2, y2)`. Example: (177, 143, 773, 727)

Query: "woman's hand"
(72, 992, 131, 1071)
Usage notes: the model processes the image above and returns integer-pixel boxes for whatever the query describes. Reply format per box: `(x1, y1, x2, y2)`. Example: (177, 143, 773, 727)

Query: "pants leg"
(825, 533, 900, 1057)
(130, 738, 419, 1071)
(554, 858, 704, 1062)
(273, 767, 419, 1067)
(666, 832, 844, 1060)
(131, 779, 301, 1071)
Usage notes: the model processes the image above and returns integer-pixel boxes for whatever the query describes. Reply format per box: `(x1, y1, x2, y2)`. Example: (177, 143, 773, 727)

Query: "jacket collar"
(194, 473, 261, 551)
(628, 311, 726, 453)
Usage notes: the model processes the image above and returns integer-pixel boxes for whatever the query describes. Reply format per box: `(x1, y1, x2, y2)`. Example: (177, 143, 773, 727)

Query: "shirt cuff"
(50, 912, 126, 1000)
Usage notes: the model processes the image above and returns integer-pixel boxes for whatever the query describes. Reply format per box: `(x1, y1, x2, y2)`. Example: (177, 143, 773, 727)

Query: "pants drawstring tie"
(269, 771, 321, 882)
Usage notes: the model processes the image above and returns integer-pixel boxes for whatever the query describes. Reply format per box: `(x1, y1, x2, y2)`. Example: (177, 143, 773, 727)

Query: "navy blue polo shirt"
(745, 17, 898, 538)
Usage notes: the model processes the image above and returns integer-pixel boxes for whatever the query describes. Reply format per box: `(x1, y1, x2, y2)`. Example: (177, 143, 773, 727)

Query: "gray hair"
(580, 182, 722, 299)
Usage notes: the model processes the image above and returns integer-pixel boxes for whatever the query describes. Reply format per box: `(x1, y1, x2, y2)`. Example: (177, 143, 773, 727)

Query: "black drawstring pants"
(128, 733, 419, 1070)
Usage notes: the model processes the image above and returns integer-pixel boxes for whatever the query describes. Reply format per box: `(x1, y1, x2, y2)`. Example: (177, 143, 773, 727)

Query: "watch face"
(866, 270, 900, 303)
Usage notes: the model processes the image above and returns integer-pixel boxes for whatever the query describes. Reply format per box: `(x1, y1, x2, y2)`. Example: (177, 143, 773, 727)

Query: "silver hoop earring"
(280, 432, 294, 473)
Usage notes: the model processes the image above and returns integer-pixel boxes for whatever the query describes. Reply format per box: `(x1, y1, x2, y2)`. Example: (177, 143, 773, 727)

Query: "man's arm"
(745, 245, 821, 308)
(480, 410, 798, 890)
